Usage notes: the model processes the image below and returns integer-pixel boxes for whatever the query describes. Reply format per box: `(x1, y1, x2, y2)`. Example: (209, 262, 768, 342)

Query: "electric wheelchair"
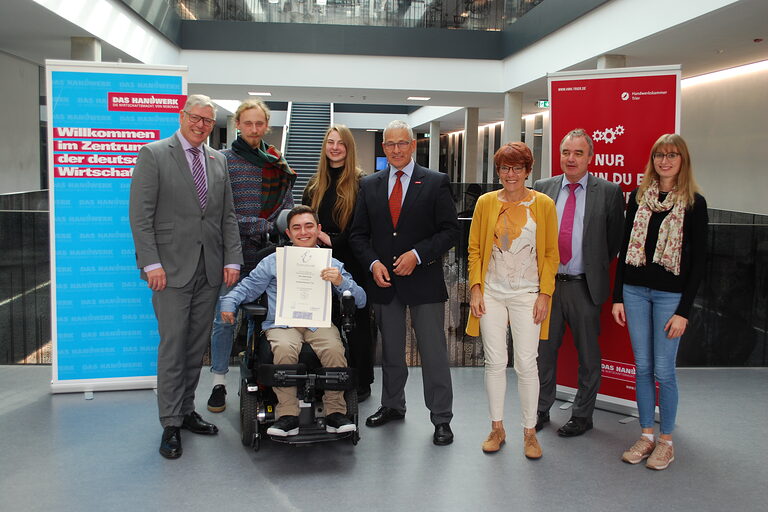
(237, 211, 360, 451)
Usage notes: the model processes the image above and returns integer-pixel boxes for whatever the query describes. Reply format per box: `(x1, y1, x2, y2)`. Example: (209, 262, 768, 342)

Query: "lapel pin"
(414, 181, 422, 184)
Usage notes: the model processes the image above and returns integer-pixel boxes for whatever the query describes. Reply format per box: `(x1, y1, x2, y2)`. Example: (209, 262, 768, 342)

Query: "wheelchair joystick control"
(341, 291, 355, 334)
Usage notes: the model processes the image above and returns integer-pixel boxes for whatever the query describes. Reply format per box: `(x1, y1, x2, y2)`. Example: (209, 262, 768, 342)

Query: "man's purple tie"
(558, 182, 580, 265)
(188, 146, 207, 209)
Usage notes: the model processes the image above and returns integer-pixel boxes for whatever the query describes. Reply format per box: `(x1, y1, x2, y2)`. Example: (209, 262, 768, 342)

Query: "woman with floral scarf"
(612, 134, 708, 470)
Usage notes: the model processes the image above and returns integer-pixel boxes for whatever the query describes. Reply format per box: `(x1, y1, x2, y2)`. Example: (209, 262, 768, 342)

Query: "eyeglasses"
(184, 111, 216, 127)
(498, 165, 527, 175)
(383, 141, 412, 150)
(652, 152, 680, 161)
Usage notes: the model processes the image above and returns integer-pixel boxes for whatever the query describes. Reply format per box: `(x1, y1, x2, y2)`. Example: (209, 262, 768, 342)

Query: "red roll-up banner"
(547, 66, 681, 414)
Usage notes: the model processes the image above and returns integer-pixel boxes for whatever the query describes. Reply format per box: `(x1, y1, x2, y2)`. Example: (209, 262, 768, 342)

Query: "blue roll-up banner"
(47, 61, 187, 393)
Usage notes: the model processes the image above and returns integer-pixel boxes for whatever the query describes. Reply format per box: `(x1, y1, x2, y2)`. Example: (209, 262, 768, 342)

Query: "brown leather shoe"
(524, 430, 542, 459)
(482, 428, 506, 453)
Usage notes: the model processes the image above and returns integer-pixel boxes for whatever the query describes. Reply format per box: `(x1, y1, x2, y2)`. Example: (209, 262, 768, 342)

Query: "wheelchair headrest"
(275, 209, 290, 235)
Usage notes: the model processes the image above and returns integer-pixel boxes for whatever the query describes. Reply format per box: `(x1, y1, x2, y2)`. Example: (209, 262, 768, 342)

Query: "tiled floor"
(1, 365, 766, 511)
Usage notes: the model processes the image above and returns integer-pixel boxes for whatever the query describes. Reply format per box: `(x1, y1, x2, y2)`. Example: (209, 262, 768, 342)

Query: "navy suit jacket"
(349, 163, 459, 306)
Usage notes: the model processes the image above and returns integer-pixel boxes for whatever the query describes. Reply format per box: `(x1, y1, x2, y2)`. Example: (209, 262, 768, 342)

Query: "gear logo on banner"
(592, 125, 625, 144)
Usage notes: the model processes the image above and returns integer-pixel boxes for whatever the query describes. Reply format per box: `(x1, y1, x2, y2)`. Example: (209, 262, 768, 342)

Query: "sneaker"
(524, 430, 543, 459)
(325, 412, 357, 434)
(206, 385, 226, 413)
(646, 440, 675, 470)
(481, 428, 506, 453)
(267, 415, 300, 437)
(621, 437, 656, 464)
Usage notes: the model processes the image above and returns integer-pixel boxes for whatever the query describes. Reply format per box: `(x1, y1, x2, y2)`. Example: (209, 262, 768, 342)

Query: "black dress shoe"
(159, 426, 182, 459)
(557, 416, 593, 437)
(365, 406, 405, 427)
(182, 411, 219, 435)
(535, 411, 550, 432)
(433, 423, 454, 446)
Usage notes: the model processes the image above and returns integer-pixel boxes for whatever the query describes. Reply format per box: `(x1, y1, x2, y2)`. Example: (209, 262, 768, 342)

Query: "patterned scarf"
(231, 136, 296, 218)
(625, 179, 686, 275)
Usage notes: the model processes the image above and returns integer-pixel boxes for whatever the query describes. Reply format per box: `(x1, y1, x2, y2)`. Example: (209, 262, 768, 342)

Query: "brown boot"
(524, 429, 542, 459)
(482, 428, 506, 453)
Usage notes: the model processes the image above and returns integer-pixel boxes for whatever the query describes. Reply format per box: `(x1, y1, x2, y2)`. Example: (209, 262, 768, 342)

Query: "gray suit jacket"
(129, 133, 243, 288)
(534, 173, 624, 306)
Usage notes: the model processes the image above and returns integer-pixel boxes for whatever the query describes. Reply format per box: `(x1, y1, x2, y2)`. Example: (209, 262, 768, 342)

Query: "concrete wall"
(682, 65, 768, 215)
(0, 51, 40, 194)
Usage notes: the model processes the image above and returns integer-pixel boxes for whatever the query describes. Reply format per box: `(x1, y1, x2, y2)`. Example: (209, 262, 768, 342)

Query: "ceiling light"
(407, 96, 431, 101)
(248, 91, 272, 96)
(366, 129, 378, 132)
(682, 59, 768, 88)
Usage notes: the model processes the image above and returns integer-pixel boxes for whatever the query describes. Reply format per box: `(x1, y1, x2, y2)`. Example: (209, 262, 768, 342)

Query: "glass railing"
(1, 187, 766, 368)
(173, 0, 544, 31)
(0, 191, 50, 365)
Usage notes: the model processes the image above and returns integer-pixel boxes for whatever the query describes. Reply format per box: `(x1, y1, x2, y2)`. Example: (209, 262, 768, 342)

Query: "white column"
(541, 112, 551, 178)
(502, 91, 523, 144)
(525, 115, 537, 183)
(597, 54, 627, 69)
(226, 115, 237, 148)
(486, 125, 496, 183)
(429, 121, 440, 170)
(70, 37, 101, 61)
(462, 107, 479, 182)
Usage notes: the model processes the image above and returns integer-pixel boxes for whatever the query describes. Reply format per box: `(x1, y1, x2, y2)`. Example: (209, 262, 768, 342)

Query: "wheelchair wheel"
(240, 380, 259, 449)
(344, 388, 360, 446)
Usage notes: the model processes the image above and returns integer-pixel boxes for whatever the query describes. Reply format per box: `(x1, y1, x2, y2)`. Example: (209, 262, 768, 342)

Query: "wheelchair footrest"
(269, 427, 355, 445)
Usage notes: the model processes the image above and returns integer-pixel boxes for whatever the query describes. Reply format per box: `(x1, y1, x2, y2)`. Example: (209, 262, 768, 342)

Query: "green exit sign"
(536, 100, 550, 108)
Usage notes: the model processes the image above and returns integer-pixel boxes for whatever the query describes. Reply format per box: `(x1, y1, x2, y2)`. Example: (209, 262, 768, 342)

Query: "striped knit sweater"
(222, 148, 294, 272)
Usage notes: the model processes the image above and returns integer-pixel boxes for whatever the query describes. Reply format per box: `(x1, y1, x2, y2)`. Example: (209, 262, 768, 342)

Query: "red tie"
(389, 171, 404, 227)
(558, 182, 580, 264)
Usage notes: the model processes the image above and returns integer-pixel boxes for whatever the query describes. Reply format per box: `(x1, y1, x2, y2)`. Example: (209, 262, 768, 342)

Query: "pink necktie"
(389, 171, 404, 227)
(558, 183, 580, 265)
(188, 147, 207, 209)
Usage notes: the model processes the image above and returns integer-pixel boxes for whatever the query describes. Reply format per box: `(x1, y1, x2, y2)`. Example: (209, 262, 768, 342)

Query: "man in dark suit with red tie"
(349, 120, 459, 445)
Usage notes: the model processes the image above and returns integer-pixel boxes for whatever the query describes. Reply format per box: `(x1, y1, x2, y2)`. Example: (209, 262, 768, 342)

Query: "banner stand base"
(51, 377, 157, 394)
(556, 385, 640, 418)
(559, 401, 573, 410)
(619, 416, 638, 424)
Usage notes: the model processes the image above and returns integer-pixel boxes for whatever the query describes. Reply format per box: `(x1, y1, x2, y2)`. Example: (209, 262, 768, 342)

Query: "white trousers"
(479, 291, 541, 429)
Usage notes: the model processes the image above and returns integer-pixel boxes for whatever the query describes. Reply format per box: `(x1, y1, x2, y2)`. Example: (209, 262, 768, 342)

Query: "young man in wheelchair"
(220, 205, 367, 436)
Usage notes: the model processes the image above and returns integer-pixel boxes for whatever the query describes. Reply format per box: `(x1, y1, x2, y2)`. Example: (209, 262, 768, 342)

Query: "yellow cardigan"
(465, 189, 560, 338)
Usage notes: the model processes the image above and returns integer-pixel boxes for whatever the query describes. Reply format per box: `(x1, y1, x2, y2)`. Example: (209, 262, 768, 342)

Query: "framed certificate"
(275, 246, 333, 327)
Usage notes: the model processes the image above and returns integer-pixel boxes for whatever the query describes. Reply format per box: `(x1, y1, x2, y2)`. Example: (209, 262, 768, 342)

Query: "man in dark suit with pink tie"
(349, 120, 459, 446)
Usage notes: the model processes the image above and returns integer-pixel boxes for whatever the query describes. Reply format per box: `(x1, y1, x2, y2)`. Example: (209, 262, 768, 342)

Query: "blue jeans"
(622, 284, 682, 434)
(210, 283, 255, 375)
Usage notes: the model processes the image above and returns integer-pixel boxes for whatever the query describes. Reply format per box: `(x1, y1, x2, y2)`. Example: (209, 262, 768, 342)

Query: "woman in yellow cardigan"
(467, 142, 559, 459)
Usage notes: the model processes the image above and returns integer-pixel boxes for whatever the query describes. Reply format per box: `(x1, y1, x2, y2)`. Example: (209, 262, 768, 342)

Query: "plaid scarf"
(625, 179, 686, 276)
(231, 136, 296, 218)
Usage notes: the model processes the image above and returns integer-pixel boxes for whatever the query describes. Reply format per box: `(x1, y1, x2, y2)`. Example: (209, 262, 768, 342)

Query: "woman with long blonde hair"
(303, 124, 374, 400)
(612, 133, 708, 470)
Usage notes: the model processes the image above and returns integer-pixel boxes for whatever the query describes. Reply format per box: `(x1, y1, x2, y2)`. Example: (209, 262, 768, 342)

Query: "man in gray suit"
(129, 94, 243, 459)
(533, 128, 624, 437)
